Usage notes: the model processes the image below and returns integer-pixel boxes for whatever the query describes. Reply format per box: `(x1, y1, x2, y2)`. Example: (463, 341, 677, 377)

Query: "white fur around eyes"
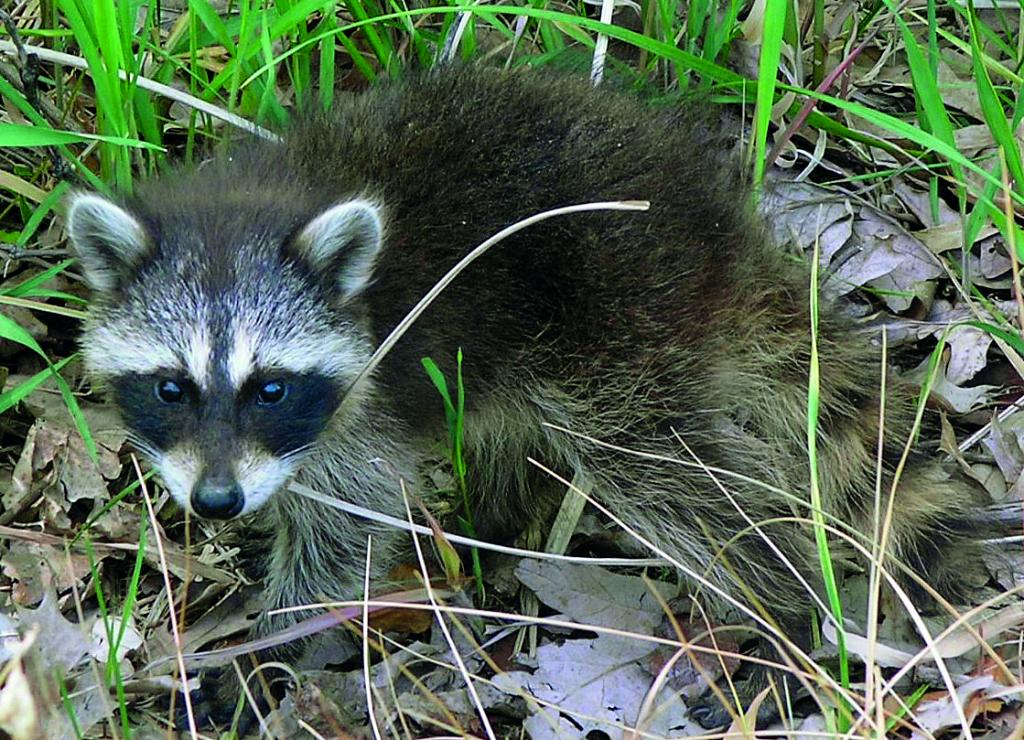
(227, 325, 255, 388)
(83, 324, 180, 377)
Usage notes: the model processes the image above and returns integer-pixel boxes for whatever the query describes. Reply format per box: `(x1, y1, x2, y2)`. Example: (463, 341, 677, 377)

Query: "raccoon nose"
(191, 479, 245, 519)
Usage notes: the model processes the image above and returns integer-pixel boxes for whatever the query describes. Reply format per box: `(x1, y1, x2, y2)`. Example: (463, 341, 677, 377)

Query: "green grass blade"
(15, 183, 71, 249)
(0, 123, 163, 150)
(0, 355, 75, 416)
(188, 0, 237, 52)
(0, 73, 106, 191)
(966, 320, 1024, 356)
(886, 1, 965, 195)
(421, 357, 457, 433)
(807, 234, 852, 727)
(3, 259, 76, 298)
(241, 6, 746, 90)
(750, 0, 785, 189)
(317, 1, 337, 109)
(0, 314, 95, 459)
(967, 7, 1024, 196)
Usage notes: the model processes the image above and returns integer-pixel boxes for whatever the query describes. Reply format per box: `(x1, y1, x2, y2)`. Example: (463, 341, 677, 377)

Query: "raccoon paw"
(687, 665, 792, 729)
(172, 667, 263, 736)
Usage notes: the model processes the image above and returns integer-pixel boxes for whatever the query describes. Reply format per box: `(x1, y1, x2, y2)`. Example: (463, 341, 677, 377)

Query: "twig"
(134, 454, 199, 740)
(361, 535, 383, 740)
(0, 38, 278, 140)
(401, 479, 497, 740)
(0, 10, 71, 180)
(289, 480, 664, 566)
(340, 199, 650, 403)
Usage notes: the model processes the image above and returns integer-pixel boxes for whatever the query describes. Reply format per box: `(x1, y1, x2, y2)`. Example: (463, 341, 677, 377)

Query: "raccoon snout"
(191, 475, 245, 519)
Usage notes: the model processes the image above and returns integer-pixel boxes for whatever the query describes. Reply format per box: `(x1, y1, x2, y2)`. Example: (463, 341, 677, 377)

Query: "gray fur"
(69, 67, 994, 727)
(66, 194, 149, 292)
(293, 198, 384, 299)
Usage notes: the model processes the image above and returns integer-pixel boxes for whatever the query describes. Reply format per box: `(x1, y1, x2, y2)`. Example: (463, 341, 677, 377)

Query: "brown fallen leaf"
(0, 628, 39, 740)
(2, 541, 95, 606)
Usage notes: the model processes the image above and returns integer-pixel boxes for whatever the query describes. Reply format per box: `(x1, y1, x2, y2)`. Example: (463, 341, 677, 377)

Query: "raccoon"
(66, 66, 993, 728)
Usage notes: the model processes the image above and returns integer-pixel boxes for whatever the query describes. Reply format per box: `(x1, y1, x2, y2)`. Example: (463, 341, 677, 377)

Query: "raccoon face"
(66, 192, 384, 519)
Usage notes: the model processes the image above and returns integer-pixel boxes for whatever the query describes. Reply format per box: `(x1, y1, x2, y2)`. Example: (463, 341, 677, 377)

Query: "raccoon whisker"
(124, 434, 159, 461)
(281, 445, 315, 462)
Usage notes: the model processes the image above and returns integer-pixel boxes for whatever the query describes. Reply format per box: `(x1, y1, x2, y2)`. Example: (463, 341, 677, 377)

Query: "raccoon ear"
(294, 199, 383, 299)
(65, 193, 149, 293)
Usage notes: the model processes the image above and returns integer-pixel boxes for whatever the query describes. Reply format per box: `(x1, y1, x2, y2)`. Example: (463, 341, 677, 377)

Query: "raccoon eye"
(155, 379, 185, 404)
(256, 380, 288, 406)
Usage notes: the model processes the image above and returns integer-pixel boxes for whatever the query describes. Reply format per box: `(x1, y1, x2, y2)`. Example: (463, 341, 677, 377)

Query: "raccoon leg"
(524, 423, 823, 725)
(459, 389, 821, 725)
(875, 457, 994, 606)
(195, 434, 419, 727)
(681, 436, 994, 727)
(687, 629, 811, 730)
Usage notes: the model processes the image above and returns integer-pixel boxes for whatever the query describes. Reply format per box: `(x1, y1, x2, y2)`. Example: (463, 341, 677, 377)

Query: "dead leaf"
(935, 52, 985, 121)
(917, 222, 965, 254)
(413, 496, 462, 585)
(514, 560, 679, 631)
(490, 562, 697, 737)
(0, 608, 107, 740)
(946, 325, 993, 385)
(2, 542, 95, 606)
(908, 354, 996, 414)
(760, 177, 852, 265)
(0, 629, 39, 740)
(14, 591, 92, 675)
(982, 412, 1024, 487)
(979, 236, 1011, 279)
(761, 176, 943, 311)
(725, 683, 773, 736)
(910, 675, 995, 738)
(4, 423, 39, 516)
(90, 615, 143, 664)
(824, 604, 1024, 668)
(954, 124, 999, 157)
(496, 633, 697, 737)
(939, 415, 1003, 496)
(367, 603, 433, 635)
(7, 419, 124, 533)
(649, 613, 740, 693)
(845, 212, 943, 311)
(894, 179, 961, 228)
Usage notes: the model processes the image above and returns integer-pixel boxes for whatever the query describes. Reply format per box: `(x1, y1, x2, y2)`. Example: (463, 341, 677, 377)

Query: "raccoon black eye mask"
(66, 66, 999, 729)
(110, 372, 339, 458)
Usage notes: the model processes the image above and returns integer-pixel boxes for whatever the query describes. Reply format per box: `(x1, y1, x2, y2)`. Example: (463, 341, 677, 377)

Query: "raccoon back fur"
(67, 67, 993, 727)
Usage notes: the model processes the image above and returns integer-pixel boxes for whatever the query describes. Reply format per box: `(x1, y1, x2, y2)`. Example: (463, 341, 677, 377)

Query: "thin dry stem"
(0, 39, 277, 140)
(400, 479, 497, 740)
(341, 200, 650, 403)
(134, 454, 198, 739)
(863, 326, 889, 725)
(362, 535, 384, 740)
